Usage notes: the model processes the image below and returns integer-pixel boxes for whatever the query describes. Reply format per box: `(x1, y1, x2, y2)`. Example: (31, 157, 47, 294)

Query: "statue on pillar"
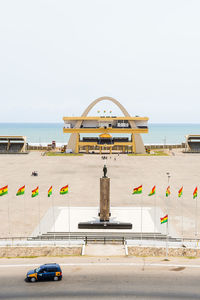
(103, 165, 107, 178)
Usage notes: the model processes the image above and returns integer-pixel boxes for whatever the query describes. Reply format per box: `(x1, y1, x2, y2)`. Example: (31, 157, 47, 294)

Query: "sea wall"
(128, 246, 200, 257)
(0, 246, 82, 257)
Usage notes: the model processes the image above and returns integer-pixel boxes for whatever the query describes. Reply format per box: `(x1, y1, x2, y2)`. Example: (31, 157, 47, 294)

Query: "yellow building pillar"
(123, 145, 125, 153)
(110, 147, 112, 154)
(100, 146, 102, 154)
(132, 134, 136, 153)
(75, 134, 79, 153)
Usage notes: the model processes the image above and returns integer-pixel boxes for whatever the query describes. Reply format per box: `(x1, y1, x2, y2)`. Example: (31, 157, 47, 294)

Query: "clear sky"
(0, 0, 200, 123)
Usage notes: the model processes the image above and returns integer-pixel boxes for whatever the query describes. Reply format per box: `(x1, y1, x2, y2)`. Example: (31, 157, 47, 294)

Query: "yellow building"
(63, 96, 149, 154)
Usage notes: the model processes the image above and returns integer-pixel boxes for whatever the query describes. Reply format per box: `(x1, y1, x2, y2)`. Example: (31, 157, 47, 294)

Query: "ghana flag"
(32, 186, 39, 198)
(16, 185, 25, 196)
(60, 185, 68, 195)
(148, 186, 156, 196)
(0, 185, 8, 196)
(178, 187, 183, 198)
(133, 185, 142, 195)
(48, 186, 52, 197)
(193, 187, 197, 199)
(160, 214, 168, 224)
(166, 186, 170, 197)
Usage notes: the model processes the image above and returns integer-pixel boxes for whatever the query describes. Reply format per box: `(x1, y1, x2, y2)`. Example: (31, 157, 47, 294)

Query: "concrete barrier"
(128, 246, 200, 257)
(0, 246, 82, 257)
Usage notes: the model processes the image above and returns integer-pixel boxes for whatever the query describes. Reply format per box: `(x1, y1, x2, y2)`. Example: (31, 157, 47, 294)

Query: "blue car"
(26, 263, 62, 282)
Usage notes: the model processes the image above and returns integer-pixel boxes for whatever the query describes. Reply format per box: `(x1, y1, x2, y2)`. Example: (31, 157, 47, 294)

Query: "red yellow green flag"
(60, 185, 68, 195)
(48, 186, 52, 197)
(178, 187, 183, 198)
(160, 214, 168, 224)
(133, 185, 142, 195)
(32, 186, 39, 198)
(166, 186, 170, 197)
(148, 186, 156, 196)
(0, 185, 8, 196)
(193, 187, 197, 199)
(16, 185, 25, 196)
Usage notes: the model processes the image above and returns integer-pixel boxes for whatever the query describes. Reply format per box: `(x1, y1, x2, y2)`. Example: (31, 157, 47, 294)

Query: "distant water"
(0, 123, 200, 145)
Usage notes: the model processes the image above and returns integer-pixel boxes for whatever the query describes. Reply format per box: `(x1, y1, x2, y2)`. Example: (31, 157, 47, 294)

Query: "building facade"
(63, 96, 148, 154)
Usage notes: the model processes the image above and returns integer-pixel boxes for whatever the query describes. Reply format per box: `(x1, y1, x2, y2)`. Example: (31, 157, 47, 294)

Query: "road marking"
(0, 262, 200, 268)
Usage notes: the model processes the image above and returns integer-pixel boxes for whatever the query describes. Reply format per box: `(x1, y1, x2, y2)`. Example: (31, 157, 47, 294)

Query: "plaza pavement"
(0, 150, 200, 238)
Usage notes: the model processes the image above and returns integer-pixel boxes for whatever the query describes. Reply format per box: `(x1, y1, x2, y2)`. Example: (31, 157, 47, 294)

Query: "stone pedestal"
(78, 172, 132, 230)
(100, 177, 110, 222)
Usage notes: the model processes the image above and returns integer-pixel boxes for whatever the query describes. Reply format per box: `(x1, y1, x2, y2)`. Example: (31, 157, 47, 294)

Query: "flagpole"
(24, 193, 26, 237)
(195, 196, 198, 242)
(166, 215, 169, 259)
(51, 191, 56, 243)
(154, 193, 156, 243)
(38, 193, 41, 235)
(181, 196, 183, 243)
(166, 172, 170, 260)
(8, 193, 10, 236)
(140, 193, 143, 245)
(68, 194, 71, 246)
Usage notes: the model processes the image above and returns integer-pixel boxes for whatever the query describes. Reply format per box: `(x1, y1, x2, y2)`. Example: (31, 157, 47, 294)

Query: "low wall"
(0, 246, 82, 257)
(145, 144, 185, 150)
(128, 246, 200, 257)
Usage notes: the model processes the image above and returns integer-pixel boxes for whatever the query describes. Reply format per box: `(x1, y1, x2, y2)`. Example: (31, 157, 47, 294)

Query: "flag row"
(0, 185, 68, 197)
(133, 185, 198, 199)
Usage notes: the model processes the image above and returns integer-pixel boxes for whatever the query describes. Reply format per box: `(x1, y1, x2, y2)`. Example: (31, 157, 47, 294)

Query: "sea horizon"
(0, 122, 200, 145)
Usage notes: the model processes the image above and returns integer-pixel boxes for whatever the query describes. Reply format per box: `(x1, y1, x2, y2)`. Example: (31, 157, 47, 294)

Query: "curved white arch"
(67, 96, 145, 153)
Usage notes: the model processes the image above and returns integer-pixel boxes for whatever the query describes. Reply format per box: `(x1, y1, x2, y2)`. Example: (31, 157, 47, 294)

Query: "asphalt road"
(0, 260, 200, 300)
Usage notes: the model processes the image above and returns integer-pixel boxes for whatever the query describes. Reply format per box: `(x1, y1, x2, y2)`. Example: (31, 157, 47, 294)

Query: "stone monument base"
(78, 221, 132, 229)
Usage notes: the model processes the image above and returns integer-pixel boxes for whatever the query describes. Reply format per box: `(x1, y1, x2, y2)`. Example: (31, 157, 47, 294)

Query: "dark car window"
(47, 268, 56, 272)
(49, 267, 60, 272)
(39, 268, 47, 273)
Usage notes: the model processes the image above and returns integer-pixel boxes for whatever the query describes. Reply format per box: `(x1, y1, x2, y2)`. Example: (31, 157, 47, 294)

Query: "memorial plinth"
(78, 167, 132, 229)
(100, 177, 110, 222)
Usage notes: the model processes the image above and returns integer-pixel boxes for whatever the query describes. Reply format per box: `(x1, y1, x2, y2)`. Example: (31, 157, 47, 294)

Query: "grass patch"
(128, 151, 168, 156)
(185, 256, 197, 259)
(45, 152, 83, 156)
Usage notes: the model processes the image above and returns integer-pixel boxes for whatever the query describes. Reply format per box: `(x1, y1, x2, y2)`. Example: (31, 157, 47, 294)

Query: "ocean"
(0, 123, 200, 146)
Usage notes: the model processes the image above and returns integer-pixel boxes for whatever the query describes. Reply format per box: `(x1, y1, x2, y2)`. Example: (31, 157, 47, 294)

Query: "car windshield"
(35, 267, 41, 273)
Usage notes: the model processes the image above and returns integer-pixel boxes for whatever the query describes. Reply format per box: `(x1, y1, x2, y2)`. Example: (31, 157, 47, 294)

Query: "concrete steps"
(29, 231, 181, 244)
(84, 244, 126, 256)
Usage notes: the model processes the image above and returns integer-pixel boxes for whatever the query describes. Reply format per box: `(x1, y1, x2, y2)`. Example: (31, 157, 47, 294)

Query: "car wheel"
(30, 277, 36, 282)
(54, 276, 58, 281)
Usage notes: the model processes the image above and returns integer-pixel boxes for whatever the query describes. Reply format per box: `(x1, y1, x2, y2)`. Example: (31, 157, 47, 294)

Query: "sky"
(0, 0, 200, 123)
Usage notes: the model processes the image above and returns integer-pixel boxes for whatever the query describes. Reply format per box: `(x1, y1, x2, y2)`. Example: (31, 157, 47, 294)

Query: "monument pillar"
(78, 164, 132, 229)
(100, 177, 110, 222)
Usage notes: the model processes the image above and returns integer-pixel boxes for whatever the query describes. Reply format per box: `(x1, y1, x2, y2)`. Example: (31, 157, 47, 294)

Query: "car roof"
(41, 263, 60, 268)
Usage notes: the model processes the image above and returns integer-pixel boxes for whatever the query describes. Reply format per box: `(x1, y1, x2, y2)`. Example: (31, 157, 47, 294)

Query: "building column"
(100, 146, 102, 154)
(22, 137, 26, 152)
(110, 147, 112, 154)
(132, 134, 136, 153)
(123, 145, 125, 153)
(75, 134, 79, 153)
(7, 139, 10, 151)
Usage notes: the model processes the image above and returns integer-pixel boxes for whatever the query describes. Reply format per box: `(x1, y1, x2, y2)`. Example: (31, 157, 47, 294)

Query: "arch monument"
(63, 96, 148, 154)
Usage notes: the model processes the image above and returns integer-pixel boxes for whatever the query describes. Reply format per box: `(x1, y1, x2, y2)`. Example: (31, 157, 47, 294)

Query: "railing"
(1, 235, 200, 246)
